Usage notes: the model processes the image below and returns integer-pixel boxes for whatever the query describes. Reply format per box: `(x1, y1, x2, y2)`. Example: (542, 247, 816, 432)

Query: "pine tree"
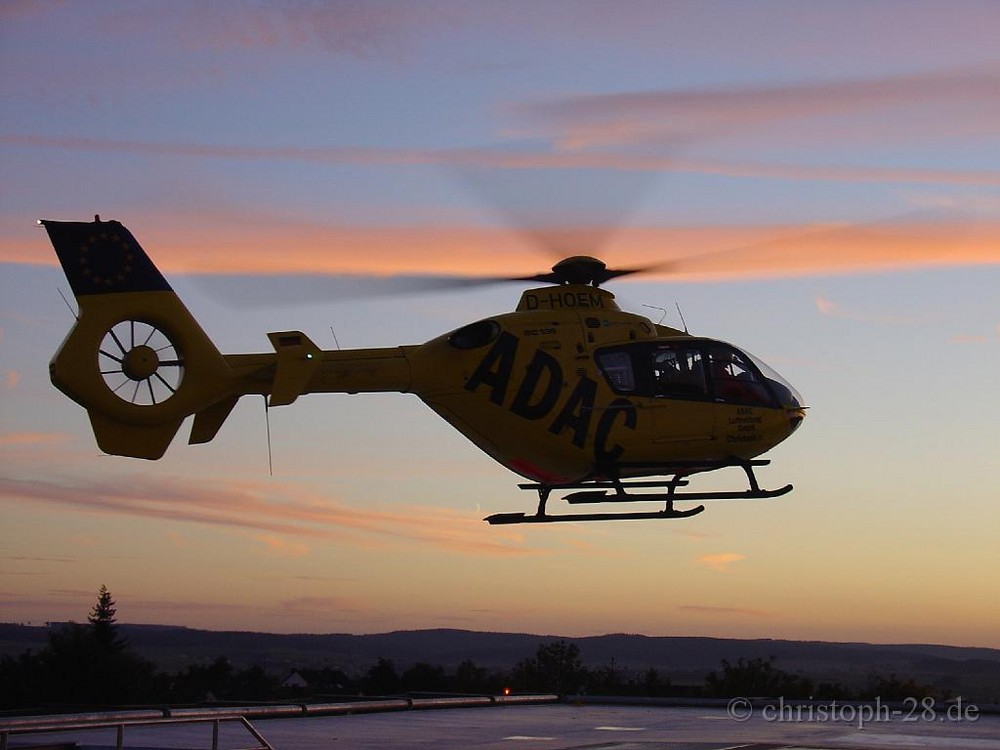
(88, 584, 124, 652)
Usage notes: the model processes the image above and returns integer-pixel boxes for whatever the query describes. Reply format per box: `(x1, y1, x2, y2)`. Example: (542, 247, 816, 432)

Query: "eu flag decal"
(41, 218, 172, 296)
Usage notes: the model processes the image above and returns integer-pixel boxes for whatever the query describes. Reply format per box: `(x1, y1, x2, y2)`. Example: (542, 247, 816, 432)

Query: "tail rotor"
(99, 319, 184, 406)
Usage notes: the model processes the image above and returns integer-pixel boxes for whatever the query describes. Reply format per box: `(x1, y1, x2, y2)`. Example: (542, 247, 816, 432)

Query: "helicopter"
(41, 216, 806, 525)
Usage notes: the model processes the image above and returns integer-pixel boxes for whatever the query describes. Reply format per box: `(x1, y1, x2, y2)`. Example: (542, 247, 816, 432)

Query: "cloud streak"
(0, 432, 72, 446)
(6, 213, 999, 282)
(695, 552, 746, 572)
(3, 1, 454, 62)
(513, 67, 1000, 151)
(0, 474, 538, 559)
(5, 134, 1000, 186)
(4, 555, 79, 564)
(137, 1, 456, 60)
(814, 295, 927, 326)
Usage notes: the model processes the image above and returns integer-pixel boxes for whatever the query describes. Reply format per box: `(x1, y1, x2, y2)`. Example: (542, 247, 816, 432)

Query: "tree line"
(0, 588, 946, 709)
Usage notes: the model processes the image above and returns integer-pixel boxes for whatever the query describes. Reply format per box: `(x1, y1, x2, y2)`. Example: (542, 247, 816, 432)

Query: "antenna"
(329, 324, 341, 350)
(57, 287, 79, 320)
(675, 302, 689, 334)
(642, 304, 668, 324)
(263, 396, 273, 476)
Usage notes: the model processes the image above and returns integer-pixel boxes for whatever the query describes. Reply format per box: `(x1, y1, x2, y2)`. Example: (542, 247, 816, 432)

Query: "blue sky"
(1, 1, 999, 646)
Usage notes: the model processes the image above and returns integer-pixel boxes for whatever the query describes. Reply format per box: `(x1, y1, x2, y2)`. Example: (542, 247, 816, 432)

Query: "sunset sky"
(2, 1, 999, 649)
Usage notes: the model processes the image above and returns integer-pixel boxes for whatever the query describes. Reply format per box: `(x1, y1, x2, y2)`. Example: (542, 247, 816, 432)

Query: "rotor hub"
(99, 320, 184, 406)
(550, 256, 608, 285)
(121, 345, 160, 381)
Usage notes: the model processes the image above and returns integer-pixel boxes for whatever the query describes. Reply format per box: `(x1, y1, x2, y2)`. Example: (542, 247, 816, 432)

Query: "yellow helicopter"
(41, 216, 806, 524)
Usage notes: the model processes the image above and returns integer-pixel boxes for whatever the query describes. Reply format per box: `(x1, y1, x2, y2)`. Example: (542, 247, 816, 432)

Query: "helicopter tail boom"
(42, 217, 415, 459)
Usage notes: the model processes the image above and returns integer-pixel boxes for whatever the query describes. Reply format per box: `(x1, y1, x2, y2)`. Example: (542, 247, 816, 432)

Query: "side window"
(708, 348, 774, 406)
(449, 319, 500, 349)
(596, 350, 635, 393)
(652, 346, 708, 399)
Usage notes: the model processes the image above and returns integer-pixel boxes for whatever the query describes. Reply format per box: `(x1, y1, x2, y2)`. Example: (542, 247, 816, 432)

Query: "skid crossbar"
(485, 458, 792, 525)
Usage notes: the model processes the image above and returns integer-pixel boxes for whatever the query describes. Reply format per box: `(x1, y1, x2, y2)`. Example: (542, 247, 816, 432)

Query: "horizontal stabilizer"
(189, 396, 239, 445)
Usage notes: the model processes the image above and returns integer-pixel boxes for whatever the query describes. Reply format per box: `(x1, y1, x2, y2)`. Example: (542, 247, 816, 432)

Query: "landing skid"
(486, 506, 707, 525)
(484, 459, 791, 525)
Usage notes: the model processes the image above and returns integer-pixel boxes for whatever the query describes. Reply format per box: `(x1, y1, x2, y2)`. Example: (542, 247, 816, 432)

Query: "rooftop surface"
(6, 703, 999, 750)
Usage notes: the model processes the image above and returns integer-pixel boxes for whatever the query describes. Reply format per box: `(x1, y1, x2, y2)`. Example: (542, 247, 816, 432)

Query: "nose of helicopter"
(787, 405, 807, 433)
(776, 382, 806, 436)
(739, 349, 806, 436)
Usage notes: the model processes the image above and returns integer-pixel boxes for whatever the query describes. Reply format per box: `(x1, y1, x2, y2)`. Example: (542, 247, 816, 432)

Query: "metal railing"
(0, 710, 273, 750)
(0, 694, 559, 749)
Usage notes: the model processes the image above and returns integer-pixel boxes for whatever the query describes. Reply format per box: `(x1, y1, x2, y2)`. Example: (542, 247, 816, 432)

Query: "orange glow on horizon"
(6, 219, 1000, 280)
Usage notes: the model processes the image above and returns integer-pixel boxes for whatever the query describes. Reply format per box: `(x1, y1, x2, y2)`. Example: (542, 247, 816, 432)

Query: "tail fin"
(42, 217, 235, 459)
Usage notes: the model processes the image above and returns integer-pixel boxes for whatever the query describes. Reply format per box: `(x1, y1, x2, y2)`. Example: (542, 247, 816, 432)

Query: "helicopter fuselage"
(224, 285, 805, 483)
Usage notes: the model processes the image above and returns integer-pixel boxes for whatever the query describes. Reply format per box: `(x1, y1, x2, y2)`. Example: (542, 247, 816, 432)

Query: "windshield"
(742, 350, 804, 409)
(595, 339, 804, 409)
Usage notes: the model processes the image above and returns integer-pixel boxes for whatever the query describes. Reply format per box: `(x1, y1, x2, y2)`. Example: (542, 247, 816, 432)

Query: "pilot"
(654, 350, 706, 398)
(711, 353, 747, 402)
(711, 351, 766, 404)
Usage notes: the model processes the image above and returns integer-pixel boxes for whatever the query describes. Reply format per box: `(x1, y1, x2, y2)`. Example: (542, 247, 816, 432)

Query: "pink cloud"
(155, 2, 458, 60)
(3, 2, 457, 62)
(815, 295, 840, 317)
(513, 68, 1000, 150)
(162, 531, 190, 548)
(0, 474, 541, 559)
(673, 529, 714, 541)
(651, 217, 1000, 282)
(0, 431, 72, 446)
(695, 552, 746, 571)
(950, 334, 991, 344)
(813, 295, 927, 325)
(7, 213, 999, 281)
(5, 134, 1000, 186)
(255, 534, 310, 559)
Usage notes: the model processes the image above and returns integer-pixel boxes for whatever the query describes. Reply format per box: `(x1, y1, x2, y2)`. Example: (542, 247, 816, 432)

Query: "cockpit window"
(651, 345, 707, 399)
(449, 319, 500, 349)
(707, 347, 774, 406)
(743, 350, 804, 409)
(595, 350, 635, 392)
(596, 340, 784, 408)
(598, 342, 710, 400)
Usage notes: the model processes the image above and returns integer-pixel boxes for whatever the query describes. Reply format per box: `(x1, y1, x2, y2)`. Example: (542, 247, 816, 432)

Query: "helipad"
(5, 703, 998, 750)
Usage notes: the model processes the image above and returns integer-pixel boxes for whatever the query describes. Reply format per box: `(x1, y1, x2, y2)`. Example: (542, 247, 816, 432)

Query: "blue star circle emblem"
(77, 230, 136, 289)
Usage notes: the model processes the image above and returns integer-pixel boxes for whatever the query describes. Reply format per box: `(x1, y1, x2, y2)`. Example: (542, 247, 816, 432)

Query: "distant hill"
(3, 623, 998, 700)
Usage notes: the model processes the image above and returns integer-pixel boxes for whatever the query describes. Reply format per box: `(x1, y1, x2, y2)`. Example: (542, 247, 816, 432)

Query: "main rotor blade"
(190, 207, 998, 307)
(191, 272, 518, 307)
(641, 208, 998, 280)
